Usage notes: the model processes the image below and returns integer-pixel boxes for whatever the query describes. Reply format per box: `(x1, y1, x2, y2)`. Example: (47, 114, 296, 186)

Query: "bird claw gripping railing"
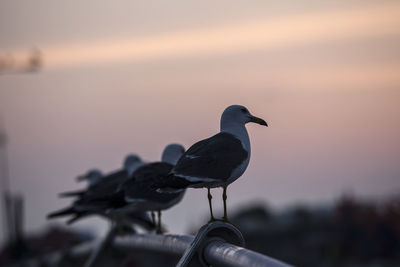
(176, 221, 245, 267)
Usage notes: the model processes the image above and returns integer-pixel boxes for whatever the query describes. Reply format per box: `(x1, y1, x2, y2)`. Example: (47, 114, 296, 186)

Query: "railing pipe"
(204, 240, 292, 267)
(115, 233, 292, 267)
(117, 233, 193, 255)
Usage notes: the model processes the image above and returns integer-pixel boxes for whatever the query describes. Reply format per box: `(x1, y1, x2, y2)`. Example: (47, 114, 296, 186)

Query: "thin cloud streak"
(116, 62, 400, 93)
(12, 2, 400, 69)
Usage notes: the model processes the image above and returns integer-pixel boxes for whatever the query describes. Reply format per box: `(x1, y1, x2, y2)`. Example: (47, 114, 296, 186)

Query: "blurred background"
(1, 0, 400, 266)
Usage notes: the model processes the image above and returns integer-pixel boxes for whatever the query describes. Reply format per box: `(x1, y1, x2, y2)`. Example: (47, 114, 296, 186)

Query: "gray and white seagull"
(157, 105, 267, 222)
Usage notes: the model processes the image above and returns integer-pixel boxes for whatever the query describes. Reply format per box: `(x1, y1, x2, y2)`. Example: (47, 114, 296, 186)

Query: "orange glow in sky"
(10, 1, 400, 69)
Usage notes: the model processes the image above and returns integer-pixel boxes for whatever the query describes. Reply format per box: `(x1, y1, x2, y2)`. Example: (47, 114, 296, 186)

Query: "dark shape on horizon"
(0, 226, 92, 267)
(0, 48, 43, 74)
(25, 48, 42, 72)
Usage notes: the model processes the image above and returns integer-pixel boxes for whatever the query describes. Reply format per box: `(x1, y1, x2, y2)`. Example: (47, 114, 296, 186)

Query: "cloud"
(10, 2, 400, 69)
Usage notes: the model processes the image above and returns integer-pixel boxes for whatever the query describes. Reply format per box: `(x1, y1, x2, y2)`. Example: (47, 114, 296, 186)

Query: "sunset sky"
(1, 0, 400, 242)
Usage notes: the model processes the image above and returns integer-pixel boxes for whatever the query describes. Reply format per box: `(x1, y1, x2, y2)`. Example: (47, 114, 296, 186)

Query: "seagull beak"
(76, 175, 87, 182)
(249, 115, 268, 126)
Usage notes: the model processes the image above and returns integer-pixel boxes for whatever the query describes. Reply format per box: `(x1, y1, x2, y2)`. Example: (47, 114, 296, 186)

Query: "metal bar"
(4, 193, 15, 242)
(0, 123, 12, 242)
(0, 121, 10, 193)
(176, 221, 245, 267)
(113, 233, 292, 267)
(204, 240, 293, 267)
(84, 225, 117, 267)
(116, 233, 193, 256)
(14, 194, 24, 242)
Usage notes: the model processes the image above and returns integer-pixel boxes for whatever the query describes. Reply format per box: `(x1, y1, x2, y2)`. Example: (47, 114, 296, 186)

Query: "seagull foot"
(116, 227, 125, 236)
(208, 217, 217, 223)
(222, 217, 233, 224)
(156, 224, 164, 234)
(156, 229, 163, 235)
(221, 217, 240, 229)
(208, 218, 233, 224)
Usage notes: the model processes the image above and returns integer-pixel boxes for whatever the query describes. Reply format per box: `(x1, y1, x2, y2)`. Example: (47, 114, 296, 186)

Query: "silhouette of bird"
(58, 154, 143, 198)
(48, 144, 185, 233)
(76, 169, 103, 187)
(156, 105, 267, 222)
(101, 144, 186, 233)
(48, 154, 150, 230)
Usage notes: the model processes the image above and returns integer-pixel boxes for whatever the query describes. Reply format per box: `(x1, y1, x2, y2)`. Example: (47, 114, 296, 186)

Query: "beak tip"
(249, 116, 268, 127)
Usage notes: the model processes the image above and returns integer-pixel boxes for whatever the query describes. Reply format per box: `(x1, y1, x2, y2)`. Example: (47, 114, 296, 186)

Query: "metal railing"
(69, 221, 293, 267)
(117, 234, 292, 267)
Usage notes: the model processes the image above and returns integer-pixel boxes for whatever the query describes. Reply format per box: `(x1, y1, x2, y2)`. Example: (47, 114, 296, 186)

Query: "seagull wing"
(171, 132, 248, 183)
(122, 162, 175, 203)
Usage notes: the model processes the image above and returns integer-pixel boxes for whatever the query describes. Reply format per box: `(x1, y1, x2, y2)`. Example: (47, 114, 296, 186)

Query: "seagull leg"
(156, 210, 163, 234)
(207, 188, 215, 222)
(222, 187, 229, 222)
(151, 211, 156, 225)
(116, 215, 124, 235)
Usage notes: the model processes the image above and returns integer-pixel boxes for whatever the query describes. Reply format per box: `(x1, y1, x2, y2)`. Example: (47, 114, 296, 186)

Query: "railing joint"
(176, 221, 245, 267)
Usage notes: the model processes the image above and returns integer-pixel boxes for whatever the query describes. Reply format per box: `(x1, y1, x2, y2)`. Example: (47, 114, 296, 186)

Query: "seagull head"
(123, 154, 142, 169)
(162, 143, 185, 165)
(123, 154, 144, 175)
(76, 169, 103, 185)
(221, 105, 268, 127)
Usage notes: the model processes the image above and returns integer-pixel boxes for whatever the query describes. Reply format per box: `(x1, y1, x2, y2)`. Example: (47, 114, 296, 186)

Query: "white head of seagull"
(221, 105, 267, 130)
(161, 143, 185, 165)
(220, 105, 267, 152)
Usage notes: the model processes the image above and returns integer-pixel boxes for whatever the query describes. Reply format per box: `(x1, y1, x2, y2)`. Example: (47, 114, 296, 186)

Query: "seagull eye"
(240, 108, 248, 113)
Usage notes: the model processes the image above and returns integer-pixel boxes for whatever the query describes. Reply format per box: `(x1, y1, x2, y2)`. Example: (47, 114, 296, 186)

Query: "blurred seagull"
(157, 105, 267, 222)
(57, 169, 103, 198)
(48, 154, 151, 230)
(76, 169, 103, 187)
(59, 154, 143, 198)
(99, 143, 186, 233)
(48, 144, 185, 233)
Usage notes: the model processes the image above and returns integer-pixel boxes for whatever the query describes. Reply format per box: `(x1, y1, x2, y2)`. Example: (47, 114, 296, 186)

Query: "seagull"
(48, 144, 185, 233)
(157, 105, 267, 222)
(59, 154, 143, 198)
(48, 154, 146, 227)
(58, 169, 103, 198)
(76, 169, 103, 187)
(98, 143, 186, 233)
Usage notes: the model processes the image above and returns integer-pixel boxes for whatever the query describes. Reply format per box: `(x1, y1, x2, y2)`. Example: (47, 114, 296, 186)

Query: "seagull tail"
(58, 190, 86, 198)
(47, 207, 75, 220)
